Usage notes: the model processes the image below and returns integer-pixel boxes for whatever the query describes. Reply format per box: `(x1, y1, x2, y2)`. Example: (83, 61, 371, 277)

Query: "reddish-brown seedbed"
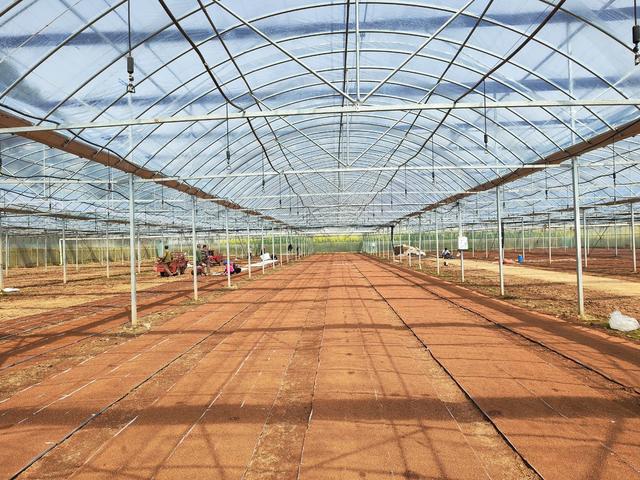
(1, 254, 638, 479)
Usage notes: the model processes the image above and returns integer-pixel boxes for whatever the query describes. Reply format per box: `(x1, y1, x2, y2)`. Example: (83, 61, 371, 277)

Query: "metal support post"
(458, 203, 465, 282)
(137, 235, 142, 274)
(496, 188, 505, 296)
(571, 158, 585, 317)
(548, 213, 552, 265)
(271, 228, 276, 269)
(75, 236, 79, 271)
(435, 212, 440, 275)
(192, 197, 198, 301)
(418, 216, 422, 270)
(261, 224, 265, 274)
(247, 225, 252, 279)
(583, 209, 588, 269)
(106, 226, 110, 278)
(128, 174, 137, 325)
(225, 210, 232, 288)
(521, 217, 525, 261)
(0, 218, 4, 290)
(62, 222, 67, 285)
(631, 203, 637, 273)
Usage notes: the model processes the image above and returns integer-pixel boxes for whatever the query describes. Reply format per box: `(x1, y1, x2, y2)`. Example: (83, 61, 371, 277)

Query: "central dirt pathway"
(6, 254, 639, 479)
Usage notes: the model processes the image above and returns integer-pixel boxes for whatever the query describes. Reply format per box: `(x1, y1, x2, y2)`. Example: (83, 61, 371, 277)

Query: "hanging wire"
(126, 0, 135, 93)
(431, 136, 435, 183)
(483, 79, 488, 152)
(545, 166, 549, 199)
(404, 164, 407, 196)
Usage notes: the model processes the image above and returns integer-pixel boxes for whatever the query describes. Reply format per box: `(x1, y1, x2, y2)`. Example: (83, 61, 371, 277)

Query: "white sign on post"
(458, 236, 469, 251)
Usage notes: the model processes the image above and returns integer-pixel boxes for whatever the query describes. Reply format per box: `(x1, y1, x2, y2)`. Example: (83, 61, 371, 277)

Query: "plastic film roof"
(0, 0, 639, 232)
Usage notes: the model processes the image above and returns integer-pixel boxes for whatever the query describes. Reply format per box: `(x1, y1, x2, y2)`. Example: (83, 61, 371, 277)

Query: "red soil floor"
(1, 254, 638, 479)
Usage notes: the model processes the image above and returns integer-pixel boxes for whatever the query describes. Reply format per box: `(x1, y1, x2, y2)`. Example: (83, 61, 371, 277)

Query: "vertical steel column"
(418, 216, 422, 270)
(571, 158, 585, 317)
(137, 235, 141, 274)
(191, 197, 198, 301)
(471, 226, 475, 257)
(62, 222, 67, 285)
(583, 209, 588, 269)
(0, 217, 4, 290)
(548, 213, 552, 265)
(4, 234, 8, 275)
(408, 220, 412, 268)
(435, 211, 440, 275)
(484, 228, 488, 259)
(458, 203, 465, 282)
(75, 236, 79, 271)
(521, 217, 525, 261)
(105, 225, 110, 278)
(261, 224, 265, 274)
(496, 188, 505, 296)
(279, 228, 283, 264)
(271, 227, 276, 269)
(247, 225, 252, 279)
(128, 174, 137, 325)
(226, 209, 232, 288)
(631, 203, 637, 273)
(44, 232, 48, 271)
(614, 219, 618, 256)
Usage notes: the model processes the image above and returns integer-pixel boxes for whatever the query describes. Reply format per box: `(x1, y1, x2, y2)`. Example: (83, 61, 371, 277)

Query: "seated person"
(441, 247, 453, 259)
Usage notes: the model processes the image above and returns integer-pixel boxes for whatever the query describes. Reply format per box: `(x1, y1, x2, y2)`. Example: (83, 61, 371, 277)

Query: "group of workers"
(157, 244, 241, 277)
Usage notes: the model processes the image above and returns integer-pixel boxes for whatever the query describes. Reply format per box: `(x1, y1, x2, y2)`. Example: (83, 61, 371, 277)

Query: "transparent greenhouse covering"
(0, 0, 639, 234)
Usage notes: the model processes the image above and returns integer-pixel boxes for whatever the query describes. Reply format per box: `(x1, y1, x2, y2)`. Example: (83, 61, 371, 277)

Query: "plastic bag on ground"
(608, 310, 639, 332)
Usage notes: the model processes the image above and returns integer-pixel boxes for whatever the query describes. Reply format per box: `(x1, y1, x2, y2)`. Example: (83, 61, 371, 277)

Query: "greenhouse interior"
(0, 1, 639, 479)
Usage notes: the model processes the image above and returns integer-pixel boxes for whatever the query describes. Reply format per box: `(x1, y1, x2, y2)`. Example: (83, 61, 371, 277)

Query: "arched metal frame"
(0, 0, 638, 231)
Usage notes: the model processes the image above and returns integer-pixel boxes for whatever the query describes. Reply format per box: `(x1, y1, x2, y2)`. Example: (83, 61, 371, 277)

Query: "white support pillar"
(521, 217, 525, 261)
(271, 227, 276, 269)
(435, 212, 440, 275)
(583, 209, 588, 269)
(484, 228, 488, 259)
(0, 218, 4, 290)
(225, 209, 231, 288)
(62, 223, 67, 285)
(547, 213, 552, 265)
(192, 197, 198, 301)
(571, 158, 585, 317)
(458, 203, 465, 282)
(496, 188, 505, 296)
(408, 220, 412, 268)
(105, 226, 110, 278)
(631, 203, 637, 273)
(4, 234, 8, 275)
(75, 236, 79, 272)
(247, 225, 252, 279)
(471, 226, 475, 257)
(128, 174, 137, 325)
(261, 224, 265, 274)
(44, 232, 48, 272)
(418, 215, 423, 270)
(137, 234, 142, 274)
(614, 219, 618, 257)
